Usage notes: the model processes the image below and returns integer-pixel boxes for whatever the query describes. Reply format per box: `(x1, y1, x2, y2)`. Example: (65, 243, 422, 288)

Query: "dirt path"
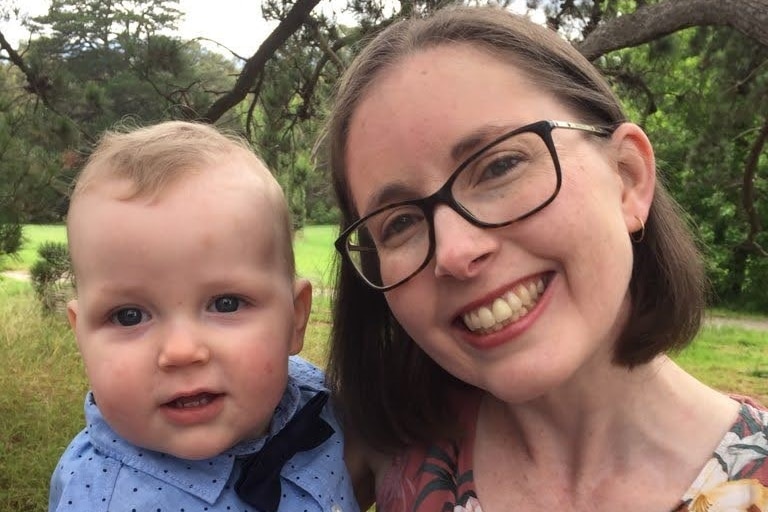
(706, 315, 768, 332)
(1, 270, 30, 281)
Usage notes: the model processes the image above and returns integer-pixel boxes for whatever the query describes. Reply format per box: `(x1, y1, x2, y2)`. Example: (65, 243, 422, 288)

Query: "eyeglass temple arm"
(549, 120, 613, 136)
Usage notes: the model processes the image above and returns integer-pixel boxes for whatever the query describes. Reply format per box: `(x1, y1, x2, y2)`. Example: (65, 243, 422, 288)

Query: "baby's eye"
(110, 307, 148, 327)
(210, 296, 242, 313)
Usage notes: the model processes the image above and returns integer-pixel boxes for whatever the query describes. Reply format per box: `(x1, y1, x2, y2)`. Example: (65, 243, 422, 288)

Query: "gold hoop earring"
(631, 215, 645, 243)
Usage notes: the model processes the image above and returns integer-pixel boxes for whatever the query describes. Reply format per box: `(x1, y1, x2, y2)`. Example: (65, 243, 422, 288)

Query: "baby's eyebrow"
(94, 282, 145, 295)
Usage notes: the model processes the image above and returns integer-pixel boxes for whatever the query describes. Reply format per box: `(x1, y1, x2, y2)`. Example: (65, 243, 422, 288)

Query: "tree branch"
(577, 0, 768, 61)
(0, 29, 53, 100)
(199, 0, 321, 123)
(740, 114, 768, 256)
(305, 16, 344, 71)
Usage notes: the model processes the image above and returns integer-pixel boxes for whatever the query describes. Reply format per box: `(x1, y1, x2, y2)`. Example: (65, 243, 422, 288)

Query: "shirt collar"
(84, 376, 303, 504)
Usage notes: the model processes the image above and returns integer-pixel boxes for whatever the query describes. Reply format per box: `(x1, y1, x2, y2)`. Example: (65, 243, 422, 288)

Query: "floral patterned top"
(376, 397, 768, 512)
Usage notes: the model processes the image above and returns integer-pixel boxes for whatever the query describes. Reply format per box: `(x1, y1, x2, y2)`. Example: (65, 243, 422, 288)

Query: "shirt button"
(330, 504, 343, 512)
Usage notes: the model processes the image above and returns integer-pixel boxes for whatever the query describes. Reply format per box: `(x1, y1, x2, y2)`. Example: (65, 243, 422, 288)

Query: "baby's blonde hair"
(69, 120, 295, 275)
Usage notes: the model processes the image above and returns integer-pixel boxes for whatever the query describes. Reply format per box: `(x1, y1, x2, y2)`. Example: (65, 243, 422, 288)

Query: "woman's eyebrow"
(363, 181, 413, 216)
(450, 123, 517, 161)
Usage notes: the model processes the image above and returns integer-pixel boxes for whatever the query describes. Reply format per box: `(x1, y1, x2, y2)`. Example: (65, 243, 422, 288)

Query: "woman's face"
(344, 44, 653, 403)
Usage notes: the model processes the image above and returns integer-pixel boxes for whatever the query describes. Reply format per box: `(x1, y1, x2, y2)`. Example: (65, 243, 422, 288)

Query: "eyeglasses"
(335, 120, 613, 291)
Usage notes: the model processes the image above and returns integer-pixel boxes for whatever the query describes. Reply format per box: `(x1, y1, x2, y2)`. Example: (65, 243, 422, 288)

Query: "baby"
(49, 121, 357, 512)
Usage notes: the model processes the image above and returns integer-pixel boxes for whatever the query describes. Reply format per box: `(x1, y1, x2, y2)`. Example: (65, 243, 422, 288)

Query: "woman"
(323, 7, 768, 511)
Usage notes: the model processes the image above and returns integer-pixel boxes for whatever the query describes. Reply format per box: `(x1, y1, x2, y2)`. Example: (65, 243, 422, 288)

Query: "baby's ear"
(612, 123, 656, 230)
(66, 299, 79, 331)
(289, 279, 312, 355)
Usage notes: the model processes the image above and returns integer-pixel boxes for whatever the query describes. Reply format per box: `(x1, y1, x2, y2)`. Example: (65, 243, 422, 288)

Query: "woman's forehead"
(347, 53, 563, 162)
(348, 45, 566, 138)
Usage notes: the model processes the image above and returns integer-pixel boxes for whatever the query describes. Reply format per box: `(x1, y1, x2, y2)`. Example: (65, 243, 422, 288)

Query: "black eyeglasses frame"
(335, 119, 614, 292)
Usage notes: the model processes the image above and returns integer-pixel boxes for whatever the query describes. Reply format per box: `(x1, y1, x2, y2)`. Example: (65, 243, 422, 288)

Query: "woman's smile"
(460, 274, 550, 333)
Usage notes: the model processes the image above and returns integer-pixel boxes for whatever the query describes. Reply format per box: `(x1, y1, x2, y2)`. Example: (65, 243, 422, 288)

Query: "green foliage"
(29, 241, 73, 314)
(0, 63, 72, 225)
(0, 0, 239, 226)
(0, 222, 23, 257)
(306, 200, 340, 225)
(613, 26, 768, 312)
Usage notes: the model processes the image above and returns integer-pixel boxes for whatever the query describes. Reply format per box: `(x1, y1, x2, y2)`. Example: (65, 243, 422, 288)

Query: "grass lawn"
(674, 324, 768, 402)
(1, 224, 766, 511)
(293, 224, 340, 287)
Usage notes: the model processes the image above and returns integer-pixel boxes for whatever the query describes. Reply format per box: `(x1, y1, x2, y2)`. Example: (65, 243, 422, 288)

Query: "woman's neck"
(477, 356, 739, 493)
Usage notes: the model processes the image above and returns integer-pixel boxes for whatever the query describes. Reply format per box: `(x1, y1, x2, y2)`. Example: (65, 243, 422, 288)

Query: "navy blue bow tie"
(235, 391, 335, 512)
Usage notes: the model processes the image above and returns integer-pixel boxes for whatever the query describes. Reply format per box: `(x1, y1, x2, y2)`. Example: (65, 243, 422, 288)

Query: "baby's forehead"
(76, 149, 275, 200)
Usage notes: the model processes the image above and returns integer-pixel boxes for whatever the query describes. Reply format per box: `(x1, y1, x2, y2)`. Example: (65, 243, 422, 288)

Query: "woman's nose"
(157, 320, 211, 369)
(432, 205, 498, 280)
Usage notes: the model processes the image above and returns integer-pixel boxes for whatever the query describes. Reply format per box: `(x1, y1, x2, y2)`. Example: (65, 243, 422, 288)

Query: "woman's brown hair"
(322, 6, 706, 452)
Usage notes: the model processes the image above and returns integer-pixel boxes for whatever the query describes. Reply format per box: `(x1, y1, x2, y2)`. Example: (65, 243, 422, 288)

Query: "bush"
(0, 222, 23, 256)
(29, 241, 73, 314)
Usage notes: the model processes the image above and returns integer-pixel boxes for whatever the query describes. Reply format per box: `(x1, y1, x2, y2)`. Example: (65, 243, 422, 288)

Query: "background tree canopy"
(1, 0, 767, 310)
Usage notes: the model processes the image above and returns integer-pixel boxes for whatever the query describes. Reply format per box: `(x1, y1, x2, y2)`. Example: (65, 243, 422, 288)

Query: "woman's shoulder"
(730, 394, 768, 413)
(730, 397, 768, 437)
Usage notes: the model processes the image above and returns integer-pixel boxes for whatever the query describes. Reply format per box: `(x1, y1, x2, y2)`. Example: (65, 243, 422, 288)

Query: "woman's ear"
(611, 123, 656, 232)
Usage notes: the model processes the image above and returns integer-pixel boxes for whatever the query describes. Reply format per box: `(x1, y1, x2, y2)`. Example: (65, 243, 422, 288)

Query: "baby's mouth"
(166, 392, 221, 409)
(461, 275, 550, 334)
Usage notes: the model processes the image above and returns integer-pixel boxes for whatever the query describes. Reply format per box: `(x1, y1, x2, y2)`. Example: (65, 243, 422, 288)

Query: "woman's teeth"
(462, 278, 545, 333)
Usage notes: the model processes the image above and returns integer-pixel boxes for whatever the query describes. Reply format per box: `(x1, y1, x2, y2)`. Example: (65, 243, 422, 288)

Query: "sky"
(2, 0, 538, 58)
(172, 0, 280, 56)
(2, 0, 288, 57)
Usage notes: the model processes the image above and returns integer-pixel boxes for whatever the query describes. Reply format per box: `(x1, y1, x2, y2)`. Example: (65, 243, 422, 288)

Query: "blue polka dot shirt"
(49, 357, 357, 512)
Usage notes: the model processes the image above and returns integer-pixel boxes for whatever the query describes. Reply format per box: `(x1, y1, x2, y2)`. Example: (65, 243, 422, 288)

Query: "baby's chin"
(140, 437, 239, 461)
(113, 425, 245, 461)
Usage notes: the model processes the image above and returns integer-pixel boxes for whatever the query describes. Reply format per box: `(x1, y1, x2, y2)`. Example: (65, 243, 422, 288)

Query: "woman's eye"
(110, 307, 147, 327)
(481, 154, 522, 181)
(211, 296, 241, 313)
(379, 211, 424, 245)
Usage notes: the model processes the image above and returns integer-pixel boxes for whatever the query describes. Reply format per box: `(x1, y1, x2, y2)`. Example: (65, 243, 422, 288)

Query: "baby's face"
(66, 160, 310, 459)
